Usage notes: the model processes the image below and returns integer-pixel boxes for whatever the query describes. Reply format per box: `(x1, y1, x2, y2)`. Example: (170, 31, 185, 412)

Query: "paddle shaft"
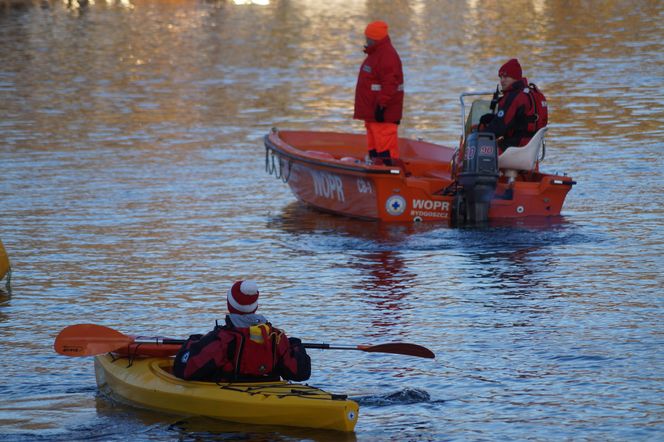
(135, 339, 366, 351)
(136, 339, 352, 349)
(131, 339, 433, 358)
(134, 337, 186, 346)
(303, 343, 364, 351)
(133, 339, 361, 351)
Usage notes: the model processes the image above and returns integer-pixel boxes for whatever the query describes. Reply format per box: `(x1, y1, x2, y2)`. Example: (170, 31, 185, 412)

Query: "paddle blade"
(358, 343, 435, 359)
(54, 324, 133, 357)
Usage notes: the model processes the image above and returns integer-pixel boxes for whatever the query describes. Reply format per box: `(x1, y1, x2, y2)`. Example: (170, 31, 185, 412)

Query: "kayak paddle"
(54, 324, 435, 359)
(302, 342, 435, 359)
(54, 323, 183, 357)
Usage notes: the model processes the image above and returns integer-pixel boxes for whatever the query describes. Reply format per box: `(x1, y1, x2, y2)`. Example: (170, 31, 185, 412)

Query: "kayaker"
(173, 280, 311, 382)
(478, 58, 548, 153)
(353, 20, 404, 166)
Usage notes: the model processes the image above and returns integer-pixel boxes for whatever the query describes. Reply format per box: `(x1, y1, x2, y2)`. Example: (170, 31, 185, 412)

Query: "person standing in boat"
(478, 58, 548, 153)
(353, 20, 404, 166)
(173, 280, 311, 382)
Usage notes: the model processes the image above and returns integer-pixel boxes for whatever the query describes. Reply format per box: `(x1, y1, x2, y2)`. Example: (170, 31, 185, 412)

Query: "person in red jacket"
(173, 280, 311, 382)
(479, 58, 540, 153)
(353, 20, 404, 166)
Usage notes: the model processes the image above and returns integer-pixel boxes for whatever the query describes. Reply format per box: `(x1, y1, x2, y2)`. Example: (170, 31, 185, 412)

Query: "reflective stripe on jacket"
(353, 36, 404, 123)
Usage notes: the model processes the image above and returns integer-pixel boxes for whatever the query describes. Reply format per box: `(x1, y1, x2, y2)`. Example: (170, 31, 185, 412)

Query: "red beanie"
(364, 21, 388, 41)
(499, 58, 522, 79)
(227, 280, 259, 314)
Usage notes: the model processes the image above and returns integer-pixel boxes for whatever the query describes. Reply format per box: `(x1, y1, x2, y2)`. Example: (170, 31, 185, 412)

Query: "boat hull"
(265, 130, 574, 223)
(284, 161, 457, 221)
(94, 354, 359, 432)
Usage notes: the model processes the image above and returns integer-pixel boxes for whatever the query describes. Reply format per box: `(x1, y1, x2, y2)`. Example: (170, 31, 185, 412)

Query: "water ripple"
(1, 1, 663, 441)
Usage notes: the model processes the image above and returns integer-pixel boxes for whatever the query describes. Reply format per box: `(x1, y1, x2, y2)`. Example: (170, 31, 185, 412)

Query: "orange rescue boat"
(264, 92, 575, 224)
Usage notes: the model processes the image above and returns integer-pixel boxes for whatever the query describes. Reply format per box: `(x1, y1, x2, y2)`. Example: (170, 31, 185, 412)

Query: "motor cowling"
(454, 132, 499, 224)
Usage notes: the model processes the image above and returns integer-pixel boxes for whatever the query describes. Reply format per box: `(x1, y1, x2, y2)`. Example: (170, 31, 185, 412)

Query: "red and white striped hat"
(227, 280, 259, 314)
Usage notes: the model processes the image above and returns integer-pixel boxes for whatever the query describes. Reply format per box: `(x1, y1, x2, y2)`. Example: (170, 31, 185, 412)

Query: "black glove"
(479, 113, 495, 126)
(490, 84, 500, 111)
(374, 105, 385, 122)
(288, 337, 307, 353)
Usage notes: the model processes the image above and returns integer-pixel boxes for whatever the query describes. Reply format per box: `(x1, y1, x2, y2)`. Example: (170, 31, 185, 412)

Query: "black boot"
(375, 150, 392, 166)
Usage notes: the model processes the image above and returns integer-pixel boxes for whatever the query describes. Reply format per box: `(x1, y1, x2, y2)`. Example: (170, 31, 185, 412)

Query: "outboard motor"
(454, 132, 499, 224)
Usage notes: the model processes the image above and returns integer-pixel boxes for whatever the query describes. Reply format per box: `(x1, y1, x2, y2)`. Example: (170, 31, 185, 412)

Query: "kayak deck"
(94, 354, 358, 432)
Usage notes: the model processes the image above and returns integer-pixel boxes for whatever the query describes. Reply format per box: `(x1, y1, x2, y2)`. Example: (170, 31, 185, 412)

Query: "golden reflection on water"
(7, 0, 658, 146)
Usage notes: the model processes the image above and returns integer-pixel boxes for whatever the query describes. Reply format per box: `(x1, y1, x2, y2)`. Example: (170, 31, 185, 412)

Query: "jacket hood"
(364, 35, 391, 54)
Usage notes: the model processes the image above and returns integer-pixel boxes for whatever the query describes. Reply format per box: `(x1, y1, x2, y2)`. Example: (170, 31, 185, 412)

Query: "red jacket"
(353, 36, 404, 123)
(485, 78, 534, 150)
(173, 317, 311, 382)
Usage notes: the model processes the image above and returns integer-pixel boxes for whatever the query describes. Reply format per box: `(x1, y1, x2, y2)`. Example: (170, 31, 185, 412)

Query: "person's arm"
(377, 62, 400, 108)
(374, 53, 401, 121)
(173, 329, 236, 381)
(485, 93, 528, 137)
(275, 335, 311, 381)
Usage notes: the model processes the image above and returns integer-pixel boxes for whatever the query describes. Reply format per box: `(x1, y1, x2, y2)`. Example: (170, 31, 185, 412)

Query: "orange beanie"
(364, 21, 388, 41)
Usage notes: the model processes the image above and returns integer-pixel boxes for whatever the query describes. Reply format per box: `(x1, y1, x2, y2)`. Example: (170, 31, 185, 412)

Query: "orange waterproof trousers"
(365, 122, 399, 159)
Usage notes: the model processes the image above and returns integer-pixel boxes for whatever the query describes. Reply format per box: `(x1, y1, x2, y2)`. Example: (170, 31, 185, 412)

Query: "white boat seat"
(498, 127, 548, 182)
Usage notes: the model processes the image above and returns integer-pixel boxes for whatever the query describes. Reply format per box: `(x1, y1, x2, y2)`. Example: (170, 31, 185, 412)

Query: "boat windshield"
(459, 91, 493, 141)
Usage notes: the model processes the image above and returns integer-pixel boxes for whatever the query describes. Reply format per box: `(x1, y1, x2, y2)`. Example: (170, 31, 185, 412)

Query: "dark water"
(1, 0, 663, 440)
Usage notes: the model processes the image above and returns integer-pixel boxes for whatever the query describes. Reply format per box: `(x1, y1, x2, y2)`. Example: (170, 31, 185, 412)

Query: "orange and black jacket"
(173, 317, 311, 382)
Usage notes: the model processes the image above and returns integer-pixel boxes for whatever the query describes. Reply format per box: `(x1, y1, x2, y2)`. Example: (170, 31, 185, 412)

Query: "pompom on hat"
(227, 280, 259, 314)
(498, 58, 523, 79)
(364, 21, 388, 41)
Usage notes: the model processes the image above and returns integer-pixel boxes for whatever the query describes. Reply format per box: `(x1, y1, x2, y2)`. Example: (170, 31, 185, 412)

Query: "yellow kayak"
(0, 239, 9, 282)
(94, 354, 359, 432)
